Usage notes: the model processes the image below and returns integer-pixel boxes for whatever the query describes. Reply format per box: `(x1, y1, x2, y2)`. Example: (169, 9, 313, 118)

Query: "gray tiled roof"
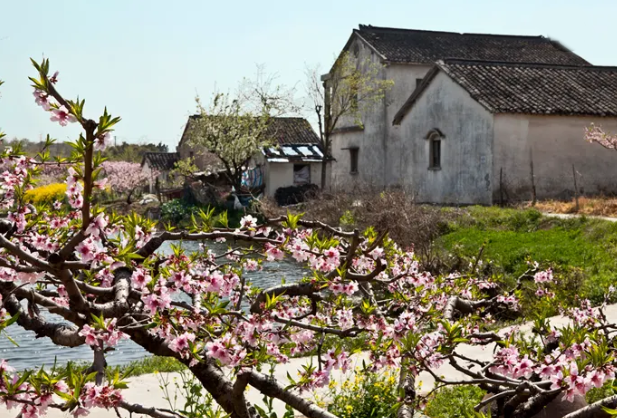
(180, 116, 320, 146)
(141, 152, 180, 171)
(355, 25, 590, 65)
(393, 60, 617, 124)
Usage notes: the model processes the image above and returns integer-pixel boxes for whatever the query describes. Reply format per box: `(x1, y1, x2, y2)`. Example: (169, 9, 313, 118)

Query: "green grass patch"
(436, 206, 617, 315)
(37, 356, 185, 378)
(424, 385, 486, 418)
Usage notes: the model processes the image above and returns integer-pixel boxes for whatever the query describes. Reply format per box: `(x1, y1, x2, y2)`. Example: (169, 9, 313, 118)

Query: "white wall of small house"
(397, 71, 494, 204)
(493, 114, 617, 201)
(141, 162, 154, 194)
(264, 162, 324, 197)
(329, 35, 432, 191)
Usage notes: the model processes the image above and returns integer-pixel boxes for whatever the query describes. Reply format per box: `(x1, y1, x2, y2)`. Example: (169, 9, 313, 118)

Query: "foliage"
(1, 57, 616, 418)
(24, 182, 67, 204)
(437, 206, 617, 315)
(306, 51, 394, 188)
(100, 160, 155, 203)
(187, 93, 274, 191)
(161, 198, 199, 224)
(158, 369, 228, 418)
(424, 386, 487, 418)
(1, 137, 168, 163)
(317, 368, 400, 418)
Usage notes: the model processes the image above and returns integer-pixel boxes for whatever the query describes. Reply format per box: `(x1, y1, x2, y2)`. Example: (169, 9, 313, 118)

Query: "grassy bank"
(41, 356, 185, 378)
(436, 206, 617, 315)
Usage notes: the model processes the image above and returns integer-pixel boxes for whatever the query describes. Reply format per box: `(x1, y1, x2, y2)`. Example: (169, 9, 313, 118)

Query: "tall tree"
(307, 51, 393, 189)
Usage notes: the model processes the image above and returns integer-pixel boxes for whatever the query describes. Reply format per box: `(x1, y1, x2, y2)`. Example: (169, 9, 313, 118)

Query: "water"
(0, 240, 307, 370)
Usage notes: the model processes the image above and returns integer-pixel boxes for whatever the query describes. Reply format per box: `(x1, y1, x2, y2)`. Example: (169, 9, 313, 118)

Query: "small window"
(349, 148, 359, 174)
(427, 130, 443, 169)
(293, 164, 310, 185)
(416, 78, 423, 88)
(189, 151, 194, 159)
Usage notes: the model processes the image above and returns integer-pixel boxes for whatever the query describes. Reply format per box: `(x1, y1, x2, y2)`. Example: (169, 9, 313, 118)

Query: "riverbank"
(6, 303, 617, 418)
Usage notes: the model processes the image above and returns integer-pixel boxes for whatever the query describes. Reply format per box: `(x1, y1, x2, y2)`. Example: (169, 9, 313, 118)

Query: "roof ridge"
(357, 24, 545, 39)
(438, 58, 617, 71)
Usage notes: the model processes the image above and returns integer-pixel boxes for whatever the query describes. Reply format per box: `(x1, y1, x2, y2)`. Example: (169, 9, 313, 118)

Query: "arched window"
(425, 129, 444, 170)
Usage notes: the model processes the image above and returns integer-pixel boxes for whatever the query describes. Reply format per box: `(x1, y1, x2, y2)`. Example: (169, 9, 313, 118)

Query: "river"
(0, 240, 307, 370)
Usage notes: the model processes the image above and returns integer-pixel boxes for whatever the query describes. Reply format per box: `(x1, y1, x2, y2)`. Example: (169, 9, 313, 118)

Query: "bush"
(24, 182, 66, 205)
(315, 368, 400, 418)
(161, 198, 197, 224)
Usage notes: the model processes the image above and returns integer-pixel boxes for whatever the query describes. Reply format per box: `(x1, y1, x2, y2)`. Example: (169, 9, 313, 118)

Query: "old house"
(392, 60, 617, 204)
(141, 152, 180, 193)
(327, 25, 610, 203)
(178, 116, 326, 197)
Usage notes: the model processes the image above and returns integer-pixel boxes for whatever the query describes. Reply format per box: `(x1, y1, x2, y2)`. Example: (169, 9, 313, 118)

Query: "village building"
(392, 60, 617, 204)
(178, 116, 326, 198)
(140, 152, 180, 193)
(327, 25, 617, 203)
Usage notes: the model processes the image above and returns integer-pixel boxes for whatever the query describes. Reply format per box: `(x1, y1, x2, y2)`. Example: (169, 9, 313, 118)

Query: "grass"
(424, 385, 486, 418)
(436, 206, 617, 315)
(38, 355, 185, 378)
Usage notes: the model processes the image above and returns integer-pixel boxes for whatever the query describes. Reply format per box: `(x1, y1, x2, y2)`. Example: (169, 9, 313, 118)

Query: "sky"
(1, 0, 616, 150)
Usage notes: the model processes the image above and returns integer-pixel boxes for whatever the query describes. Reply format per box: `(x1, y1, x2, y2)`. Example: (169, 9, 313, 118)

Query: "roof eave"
(392, 65, 441, 125)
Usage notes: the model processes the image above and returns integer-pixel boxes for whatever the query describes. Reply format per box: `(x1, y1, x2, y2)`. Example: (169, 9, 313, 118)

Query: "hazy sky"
(1, 0, 615, 149)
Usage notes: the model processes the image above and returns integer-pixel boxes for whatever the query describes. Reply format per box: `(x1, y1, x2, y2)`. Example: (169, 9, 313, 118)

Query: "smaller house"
(141, 152, 180, 193)
(178, 117, 327, 198)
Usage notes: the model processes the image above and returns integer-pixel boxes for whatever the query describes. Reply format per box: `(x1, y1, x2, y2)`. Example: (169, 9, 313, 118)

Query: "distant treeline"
(2, 138, 169, 163)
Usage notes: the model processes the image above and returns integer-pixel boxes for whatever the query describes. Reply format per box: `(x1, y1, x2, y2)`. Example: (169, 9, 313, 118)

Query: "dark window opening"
(293, 164, 310, 185)
(428, 132, 441, 169)
(416, 78, 423, 88)
(189, 151, 194, 159)
(349, 148, 359, 174)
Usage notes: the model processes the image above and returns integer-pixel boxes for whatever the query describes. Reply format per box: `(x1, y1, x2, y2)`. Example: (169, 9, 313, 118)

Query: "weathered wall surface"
(383, 64, 432, 187)
(329, 36, 431, 191)
(397, 71, 494, 204)
(330, 37, 387, 191)
(264, 162, 324, 197)
(493, 115, 617, 201)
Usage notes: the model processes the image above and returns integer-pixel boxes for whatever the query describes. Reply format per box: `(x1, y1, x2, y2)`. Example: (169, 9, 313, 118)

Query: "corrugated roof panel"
(281, 146, 299, 156)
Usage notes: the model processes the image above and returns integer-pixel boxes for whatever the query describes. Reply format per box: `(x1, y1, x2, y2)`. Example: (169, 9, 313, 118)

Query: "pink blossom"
(50, 105, 77, 126)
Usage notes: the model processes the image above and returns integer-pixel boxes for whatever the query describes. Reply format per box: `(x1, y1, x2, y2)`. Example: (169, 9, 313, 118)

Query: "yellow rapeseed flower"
(345, 405, 353, 413)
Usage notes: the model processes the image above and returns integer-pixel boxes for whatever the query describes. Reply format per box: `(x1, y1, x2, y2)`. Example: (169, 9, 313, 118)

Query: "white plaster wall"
(384, 64, 432, 187)
(330, 37, 388, 190)
(264, 162, 324, 197)
(493, 115, 617, 201)
(398, 71, 494, 204)
(142, 162, 154, 193)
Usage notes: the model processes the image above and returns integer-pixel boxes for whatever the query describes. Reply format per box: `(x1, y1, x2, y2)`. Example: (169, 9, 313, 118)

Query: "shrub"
(316, 368, 400, 418)
(161, 199, 195, 224)
(24, 182, 66, 204)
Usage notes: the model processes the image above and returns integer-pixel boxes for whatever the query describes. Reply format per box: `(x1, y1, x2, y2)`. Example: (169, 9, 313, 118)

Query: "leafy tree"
(186, 93, 274, 192)
(307, 51, 394, 189)
(1, 58, 617, 418)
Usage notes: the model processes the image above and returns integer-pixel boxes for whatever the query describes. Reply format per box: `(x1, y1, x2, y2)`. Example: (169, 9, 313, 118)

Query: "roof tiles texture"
(181, 116, 320, 146)
(356, 25, 589, 66)
(142, 152, 180, 171)
(438, 60, 617, 116)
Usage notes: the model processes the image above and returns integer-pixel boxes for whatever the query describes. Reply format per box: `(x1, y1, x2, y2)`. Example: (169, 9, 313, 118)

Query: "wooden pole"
(572, 164, 580, 212)
(500, 167, 504, 207)
(529, 149, 537, 206)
